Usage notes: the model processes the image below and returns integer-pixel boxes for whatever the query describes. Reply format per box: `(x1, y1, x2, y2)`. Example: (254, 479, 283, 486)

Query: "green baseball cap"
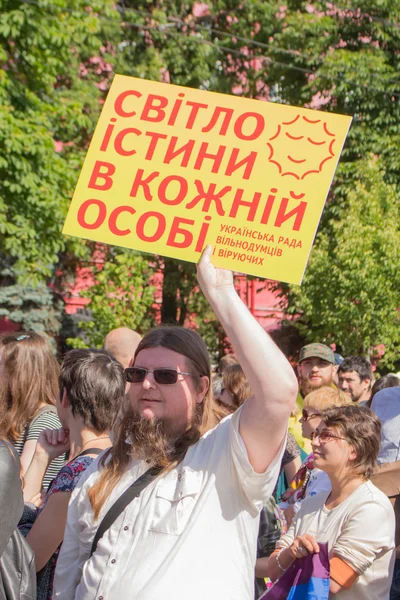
(298, 343, 335, 364)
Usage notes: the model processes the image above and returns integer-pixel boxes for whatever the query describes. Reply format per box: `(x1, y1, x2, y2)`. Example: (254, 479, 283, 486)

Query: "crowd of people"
(0, 246, 399, 599)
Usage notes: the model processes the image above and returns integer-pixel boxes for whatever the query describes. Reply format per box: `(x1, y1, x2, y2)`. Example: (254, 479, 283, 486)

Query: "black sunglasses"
(125, 367, 192, 385)
(302, 408, 321, 422)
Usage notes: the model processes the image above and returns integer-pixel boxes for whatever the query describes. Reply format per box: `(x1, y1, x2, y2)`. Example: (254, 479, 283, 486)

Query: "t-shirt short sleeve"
(26, 410, 62, 441)
(49, 456, 95, 496)
(25, 409, 65, 490)
(229, 406, 287, 515)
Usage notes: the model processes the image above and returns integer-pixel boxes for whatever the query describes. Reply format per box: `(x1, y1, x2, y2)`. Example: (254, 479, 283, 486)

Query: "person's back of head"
(221, 363, 252, 409)
(103, 327, 142, 370)
(59, 349, 125, 433)
(303, 386, 351, 411)
(369, 374, 400, 407)
(218, 353, 238, 375)
(0, 332, 59, 442)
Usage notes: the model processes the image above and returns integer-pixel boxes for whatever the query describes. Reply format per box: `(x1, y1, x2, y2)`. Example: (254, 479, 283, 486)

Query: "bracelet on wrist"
(276, 548, 287, 573)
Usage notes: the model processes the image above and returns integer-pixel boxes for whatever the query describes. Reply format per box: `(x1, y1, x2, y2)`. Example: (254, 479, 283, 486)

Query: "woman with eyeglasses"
(267, 405, 395, 598)
(279, 387, 350, 525)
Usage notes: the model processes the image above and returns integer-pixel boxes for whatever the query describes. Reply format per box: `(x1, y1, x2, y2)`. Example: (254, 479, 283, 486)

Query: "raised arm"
(197, 246, 298, 473)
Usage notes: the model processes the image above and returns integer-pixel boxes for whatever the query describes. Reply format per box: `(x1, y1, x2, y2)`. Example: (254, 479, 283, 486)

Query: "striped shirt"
(371, 387, 400, 464)
(13, 408, 65, 490)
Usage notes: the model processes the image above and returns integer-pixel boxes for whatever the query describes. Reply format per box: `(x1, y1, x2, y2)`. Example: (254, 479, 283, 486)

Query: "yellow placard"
(63, 75, 352, 284)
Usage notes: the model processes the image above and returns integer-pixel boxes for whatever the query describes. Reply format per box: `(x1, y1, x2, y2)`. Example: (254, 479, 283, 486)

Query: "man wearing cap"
(289, 343, 336, 453)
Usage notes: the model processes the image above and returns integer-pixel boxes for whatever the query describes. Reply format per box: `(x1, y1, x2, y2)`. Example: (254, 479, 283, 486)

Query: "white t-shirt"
(277, 481, 395, 600)
(53, 407, 285, 600)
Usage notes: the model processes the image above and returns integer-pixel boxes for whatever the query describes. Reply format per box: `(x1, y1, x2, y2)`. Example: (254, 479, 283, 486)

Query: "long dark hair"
(88, 326, 226, 519)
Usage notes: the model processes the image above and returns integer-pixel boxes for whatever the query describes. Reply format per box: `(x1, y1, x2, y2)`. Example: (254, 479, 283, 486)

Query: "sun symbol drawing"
(267, 115, 336, 180)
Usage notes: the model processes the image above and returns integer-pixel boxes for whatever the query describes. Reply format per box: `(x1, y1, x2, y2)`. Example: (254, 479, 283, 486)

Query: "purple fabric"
(261, 542, 330, 599)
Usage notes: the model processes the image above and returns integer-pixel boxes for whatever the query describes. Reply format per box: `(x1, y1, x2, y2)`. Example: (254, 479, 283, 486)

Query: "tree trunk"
(161, 259, 179, 325)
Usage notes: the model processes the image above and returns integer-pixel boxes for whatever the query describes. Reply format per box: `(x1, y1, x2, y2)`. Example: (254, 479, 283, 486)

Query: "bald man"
(103, 327, 142, 370)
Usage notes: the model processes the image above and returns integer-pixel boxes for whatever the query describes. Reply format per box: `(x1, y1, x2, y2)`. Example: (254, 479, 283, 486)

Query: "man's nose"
(142, 373, 156, 389)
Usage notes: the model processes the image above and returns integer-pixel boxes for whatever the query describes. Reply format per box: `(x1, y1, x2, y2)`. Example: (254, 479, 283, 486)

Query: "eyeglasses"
(124, 367, 192, 385)
(302, 409, 321, 422)
(310, 430, 347, 443)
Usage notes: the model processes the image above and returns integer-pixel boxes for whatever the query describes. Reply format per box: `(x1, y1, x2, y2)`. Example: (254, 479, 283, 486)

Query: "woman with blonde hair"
(279, 387, 351, 524)
(0, 332, 64, 491)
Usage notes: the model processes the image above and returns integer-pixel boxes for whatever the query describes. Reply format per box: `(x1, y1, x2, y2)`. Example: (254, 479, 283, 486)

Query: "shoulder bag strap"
(90, 465, 162, 558)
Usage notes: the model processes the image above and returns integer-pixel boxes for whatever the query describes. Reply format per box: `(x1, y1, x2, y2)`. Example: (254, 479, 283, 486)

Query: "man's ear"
(196, 376, 210, 404)
(296, 364, 302, 378)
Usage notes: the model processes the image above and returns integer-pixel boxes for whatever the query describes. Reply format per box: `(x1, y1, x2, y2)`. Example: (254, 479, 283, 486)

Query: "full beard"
(301, 377, 330, 397)
(122, 404, 203, 467)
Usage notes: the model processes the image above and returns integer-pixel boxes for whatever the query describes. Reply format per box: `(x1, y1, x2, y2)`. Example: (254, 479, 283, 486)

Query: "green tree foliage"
(1, 0, 399, 361)
(67, 249, 156, 348)
(283, 159, 400, 367)
(113, 0, 400, 362)
(0, 281, 62, 343)
(109, 0, 284, 354)
(263, 0, 400, 182)
(0, 0, 120, 335)
(0, 0, 119, 277)
(261, 0, 400, 365)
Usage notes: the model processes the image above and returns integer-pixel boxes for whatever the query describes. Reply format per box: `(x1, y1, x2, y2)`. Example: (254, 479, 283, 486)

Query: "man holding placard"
(53, 246, 298, 600)
(56, 72, 351, 599)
